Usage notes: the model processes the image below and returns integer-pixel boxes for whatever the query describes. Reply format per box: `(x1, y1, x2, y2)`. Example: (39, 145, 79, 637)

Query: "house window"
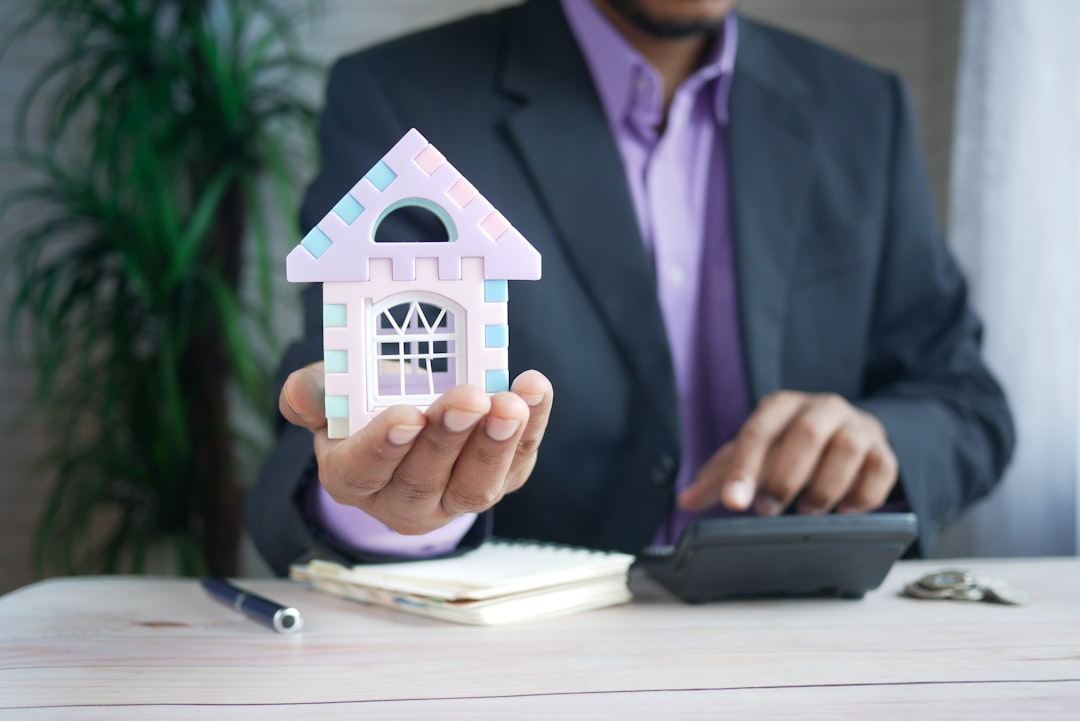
(370, 293, 463, 405)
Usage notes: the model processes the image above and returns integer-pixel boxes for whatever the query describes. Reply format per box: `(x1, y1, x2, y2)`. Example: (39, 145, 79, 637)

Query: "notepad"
(290, 541, 635, 625)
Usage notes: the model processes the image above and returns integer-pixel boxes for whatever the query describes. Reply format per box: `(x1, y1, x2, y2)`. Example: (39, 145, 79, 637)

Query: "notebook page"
(324, 541, 635, 601)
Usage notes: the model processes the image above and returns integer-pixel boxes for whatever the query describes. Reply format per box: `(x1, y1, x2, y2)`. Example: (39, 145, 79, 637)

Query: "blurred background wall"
(1, 0, 1074, 593)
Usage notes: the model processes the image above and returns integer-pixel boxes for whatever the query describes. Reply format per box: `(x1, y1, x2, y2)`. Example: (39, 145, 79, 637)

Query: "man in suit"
(246, 0, 1014, 576)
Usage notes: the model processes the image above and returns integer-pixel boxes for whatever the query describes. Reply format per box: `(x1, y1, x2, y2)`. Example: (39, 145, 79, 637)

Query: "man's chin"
(601, 0, 732, 39)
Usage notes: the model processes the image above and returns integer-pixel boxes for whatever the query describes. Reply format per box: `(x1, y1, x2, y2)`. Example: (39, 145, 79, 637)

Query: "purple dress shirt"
(314, 0, 752, 555)
(563, 0, 751, 545)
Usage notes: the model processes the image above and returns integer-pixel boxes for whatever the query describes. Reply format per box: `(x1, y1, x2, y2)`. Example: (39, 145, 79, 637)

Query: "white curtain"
(938, 0, 1080, 556)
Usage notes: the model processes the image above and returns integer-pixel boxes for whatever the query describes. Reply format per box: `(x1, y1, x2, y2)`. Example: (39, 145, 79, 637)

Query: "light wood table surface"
(1, 558, 1078, 719)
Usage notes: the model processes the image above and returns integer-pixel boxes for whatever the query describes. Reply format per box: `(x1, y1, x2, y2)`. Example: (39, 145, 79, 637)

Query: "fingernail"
(443, 409, 483, 433)
(485, 417, 521, 442)
(387, 424, 423, 446)
(798, 499, 826, 515)
(520, 393, 544, 407)
(755, 495, 784, 517)
(725, 477, 755, 510)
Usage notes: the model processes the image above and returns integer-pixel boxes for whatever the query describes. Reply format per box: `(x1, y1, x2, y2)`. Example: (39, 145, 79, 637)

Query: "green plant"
(1, 0, 319, 576)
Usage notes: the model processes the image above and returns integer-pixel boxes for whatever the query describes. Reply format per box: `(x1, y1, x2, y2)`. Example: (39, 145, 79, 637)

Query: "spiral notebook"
(290, 541, 635, 625)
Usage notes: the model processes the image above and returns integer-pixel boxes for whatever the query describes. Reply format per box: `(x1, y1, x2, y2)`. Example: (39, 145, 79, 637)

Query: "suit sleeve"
(856, 76, 1015, 554)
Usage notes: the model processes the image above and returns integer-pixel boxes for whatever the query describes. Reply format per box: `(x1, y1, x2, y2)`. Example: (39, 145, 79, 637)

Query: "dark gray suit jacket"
(246, 0, 1014, 575)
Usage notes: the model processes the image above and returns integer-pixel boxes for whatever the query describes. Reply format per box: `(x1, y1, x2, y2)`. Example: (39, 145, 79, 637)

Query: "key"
(976, 576, 1031, 606)
(917, 570, 973, 593)
(902, 569, 1029, 606)
(903, 569, 981, 599)
(903, 577, 983, 601)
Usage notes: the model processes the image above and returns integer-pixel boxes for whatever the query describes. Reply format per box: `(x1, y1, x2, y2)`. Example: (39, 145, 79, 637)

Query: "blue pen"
(200, 577, 303, 634)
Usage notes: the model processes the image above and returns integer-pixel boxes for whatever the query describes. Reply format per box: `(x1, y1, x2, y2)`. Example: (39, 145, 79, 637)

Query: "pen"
(200, 577, 303, 634)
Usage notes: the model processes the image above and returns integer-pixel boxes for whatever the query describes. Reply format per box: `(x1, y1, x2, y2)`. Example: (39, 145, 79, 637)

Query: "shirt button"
(650, 454, 677, 486)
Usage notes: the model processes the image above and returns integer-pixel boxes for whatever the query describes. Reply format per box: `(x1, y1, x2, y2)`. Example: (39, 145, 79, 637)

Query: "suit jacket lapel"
(729, 19, 816, 402)
(498, 1, 681, 445)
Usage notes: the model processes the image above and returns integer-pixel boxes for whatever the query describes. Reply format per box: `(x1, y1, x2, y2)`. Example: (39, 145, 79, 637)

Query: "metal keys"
(903, 569, 1031, 606)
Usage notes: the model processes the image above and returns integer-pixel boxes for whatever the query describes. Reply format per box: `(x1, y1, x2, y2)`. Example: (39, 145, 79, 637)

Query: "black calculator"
(637, 513, 918, 603)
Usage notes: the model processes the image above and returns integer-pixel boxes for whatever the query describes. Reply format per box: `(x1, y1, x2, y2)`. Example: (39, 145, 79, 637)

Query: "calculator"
(637, 513, 918, 603)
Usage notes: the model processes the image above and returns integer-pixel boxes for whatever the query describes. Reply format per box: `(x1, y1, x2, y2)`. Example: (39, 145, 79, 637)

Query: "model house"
(286, 129, 541, 438)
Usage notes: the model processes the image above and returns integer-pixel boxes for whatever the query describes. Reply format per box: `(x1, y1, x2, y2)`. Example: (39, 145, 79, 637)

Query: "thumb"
(279, 362, 327, 431)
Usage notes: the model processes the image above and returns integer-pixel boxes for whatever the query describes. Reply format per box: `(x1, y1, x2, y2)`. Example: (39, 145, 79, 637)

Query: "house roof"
(286, 129, 541, 283)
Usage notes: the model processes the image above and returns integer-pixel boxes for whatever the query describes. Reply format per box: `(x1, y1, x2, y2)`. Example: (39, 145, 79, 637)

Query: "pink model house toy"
(286, 129, 541, 439)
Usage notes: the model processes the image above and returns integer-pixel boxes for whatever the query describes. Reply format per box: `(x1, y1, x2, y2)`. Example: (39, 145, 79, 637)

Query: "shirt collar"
(561, 0, 739, 130)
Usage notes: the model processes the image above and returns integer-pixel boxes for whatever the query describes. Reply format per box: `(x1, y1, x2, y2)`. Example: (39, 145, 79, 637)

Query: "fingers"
(505, 370, 554, 492)
(372, 384, 493, 532)
(756, 394, 850, 515)
(291, 366, 554, 536)
(754, 394, 899, 516)
(680, 391, 806, 513)
(279, 362, 327, 430)
(440, 390, 531, 515)
(678, 391, 900, 517)
(315, 403, 428, 507)
(364, 373, 553, 533)
(722, 391, 806, 501)
(835, 444, 899, 514)
(678, 442, 738, 511)
(795, 417, 881, 514)
(439, 370, 553, 513)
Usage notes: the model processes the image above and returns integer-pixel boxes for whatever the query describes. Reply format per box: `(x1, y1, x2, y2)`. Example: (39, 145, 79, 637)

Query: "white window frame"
(367, 292, 464, 408)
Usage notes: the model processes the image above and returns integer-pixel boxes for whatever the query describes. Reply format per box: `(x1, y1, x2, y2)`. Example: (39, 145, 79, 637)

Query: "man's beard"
(602, 0, 729, 38)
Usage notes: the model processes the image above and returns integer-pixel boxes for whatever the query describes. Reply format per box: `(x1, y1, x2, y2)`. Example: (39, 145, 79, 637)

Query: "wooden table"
(1, 558, 1078, 719)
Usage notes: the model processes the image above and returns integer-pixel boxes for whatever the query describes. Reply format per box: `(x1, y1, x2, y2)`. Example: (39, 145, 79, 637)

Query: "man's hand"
(280, 362, 554, 535)
(678, 391, 898, 516)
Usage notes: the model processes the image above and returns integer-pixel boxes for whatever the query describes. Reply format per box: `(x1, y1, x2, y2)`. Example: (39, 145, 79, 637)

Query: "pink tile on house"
(480, 210, 511, 240)
(413, 144, 446, 175)
(447, 178, 479, 208)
